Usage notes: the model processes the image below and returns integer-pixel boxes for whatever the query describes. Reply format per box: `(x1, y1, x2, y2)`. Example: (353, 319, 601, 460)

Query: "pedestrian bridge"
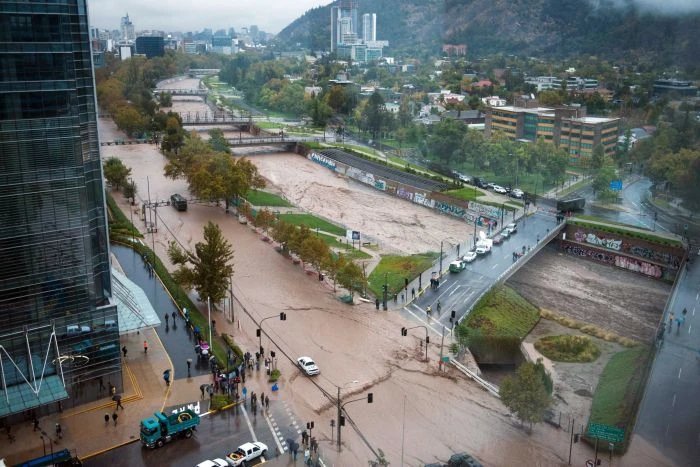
(153, 88, 208, 97)
(227, 135, 333, 147)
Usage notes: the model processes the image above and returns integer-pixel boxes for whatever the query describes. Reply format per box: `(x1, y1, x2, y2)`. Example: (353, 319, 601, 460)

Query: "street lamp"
(336, 380, 373, 452)
(256, 312, 287, 356)
(382, 272, 388, 311)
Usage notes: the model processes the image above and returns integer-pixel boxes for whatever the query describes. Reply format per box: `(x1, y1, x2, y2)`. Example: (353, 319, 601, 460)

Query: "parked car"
(493, 185, 507, 194)
(505, 223, 518, 234)
(170, 193, 188, 211)
(485, 182, 495, 190)
(492, 234, 504, 245)
(472, 177, 487, 188)
(297, 356, 320, 376)
(510, 189, 524, 199)
(462, 251, 478, 263)
(458, 174, 471, 183)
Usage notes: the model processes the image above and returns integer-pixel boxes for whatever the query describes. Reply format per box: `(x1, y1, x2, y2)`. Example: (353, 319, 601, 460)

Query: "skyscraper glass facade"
(0, 0, 120, 418)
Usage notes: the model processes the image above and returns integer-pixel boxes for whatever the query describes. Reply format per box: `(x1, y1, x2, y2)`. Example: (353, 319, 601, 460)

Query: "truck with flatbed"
(556, 197, 585, 212)
(225, 442, 268, 466)
(140, 409, 200, 448)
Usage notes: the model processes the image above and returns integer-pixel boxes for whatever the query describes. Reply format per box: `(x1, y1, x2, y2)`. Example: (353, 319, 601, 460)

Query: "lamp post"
(207, 297, 213, 346)
(439, 240, 444, 276)
(382, 272, 388, 311)
(257, 312, 287, 356)
(336, 379, 358, 452)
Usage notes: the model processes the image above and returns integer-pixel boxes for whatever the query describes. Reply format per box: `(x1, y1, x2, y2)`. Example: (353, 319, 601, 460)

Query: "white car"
(493, 185, 507, 194)
(297, 356, 320, 376)
(462, 251, 477, 263)
(510, 189, 524, 198)
(225, 442, 268, 466)
(475, 245, 489, 255)
(505, 223, 517, 234)
(196, 459, 228, 467)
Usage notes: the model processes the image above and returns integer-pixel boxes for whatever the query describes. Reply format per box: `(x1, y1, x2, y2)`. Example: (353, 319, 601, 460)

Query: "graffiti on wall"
(309, 152, 337, 171)
(629, 246, 681, 269)
(435, 200, 467, 218)
(413, 192, 435, 209)
(574, 230, 623, 251)
(396, 187, 413, 201)
(563, 242, 667, 279)
(468, 201, 501, 219)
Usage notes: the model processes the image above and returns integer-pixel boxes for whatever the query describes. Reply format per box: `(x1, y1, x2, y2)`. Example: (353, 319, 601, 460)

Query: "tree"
(271, 219, 296, 251)
(254, 209, 276, 236)
(363, 91, 387, 139)
(322, 253, 347, 292)
(593, 164, 616, 201)
(158, 92, 172, 107)
(428, 118, 466, 164)
(300, 235, 330, 280)
(591, 144, 606, 171)
(167, 221, 234, 306)
(499, 362, 552, 432)
(123, 179, 137, 204)
(207, 128, 231, 154)
(114, 105, 148, 137)
(337, 261, 366, 299)
(103, 157, 131, 190)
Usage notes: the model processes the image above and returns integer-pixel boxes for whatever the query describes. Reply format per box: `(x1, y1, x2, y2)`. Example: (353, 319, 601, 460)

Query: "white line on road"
(241, 405, 257, 442)
(678, 367, 682, 379)
(672, 393, 676, 408)
(491, 264, 499, 270)
(688, 324, 692, 335)
(696, 293, 699, 301)
(264, 409, 286, 454)
(449, 285, 461, 297)
(693, 307, 696, 316)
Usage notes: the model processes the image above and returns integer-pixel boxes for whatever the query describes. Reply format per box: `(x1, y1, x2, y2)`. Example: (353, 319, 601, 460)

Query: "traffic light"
(404, 278, 409, 288)
(339, 415, 345, 426)
(270, 351, 275, 358)
(451, 310, 456, 319)
(367, 393, 373, 403)
(426, 336, 430, 344)
(280, 312, 287, 321)
(259, 346, 264, 355)
(401, 327, 407, 336)
(256, 328, 261, 337)
(573, 434, 580, 443)
(307, 421, 314, 429)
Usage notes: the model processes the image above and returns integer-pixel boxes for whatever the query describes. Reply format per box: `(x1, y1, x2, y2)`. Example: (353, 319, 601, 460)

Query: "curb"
(79, 438, 140, 461)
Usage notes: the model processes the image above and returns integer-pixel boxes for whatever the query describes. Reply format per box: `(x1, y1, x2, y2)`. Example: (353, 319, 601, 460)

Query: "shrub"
(210, 394, 233, 411)
(269, 368, 281, 382)
(535, 335, 601, 363)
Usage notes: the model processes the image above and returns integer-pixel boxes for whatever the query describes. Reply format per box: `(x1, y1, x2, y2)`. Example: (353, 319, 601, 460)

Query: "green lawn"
(317, 232, 372, 260)
(367, 253, 439, 297)
(445, 187, 486, 201)
(245, 190, 293, 207)
(464, 285, 540, 338)
(587, 346, 651, 452)
(534, 335, 601, 362)
(277, 213, 346, 236)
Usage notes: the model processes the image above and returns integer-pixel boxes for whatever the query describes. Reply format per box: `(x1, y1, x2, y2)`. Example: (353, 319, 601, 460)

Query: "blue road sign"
(610, 179, 623, 191)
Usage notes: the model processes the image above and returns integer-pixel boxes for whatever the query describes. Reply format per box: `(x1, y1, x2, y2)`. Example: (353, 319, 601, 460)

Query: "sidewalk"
(0, 328, 207, 465)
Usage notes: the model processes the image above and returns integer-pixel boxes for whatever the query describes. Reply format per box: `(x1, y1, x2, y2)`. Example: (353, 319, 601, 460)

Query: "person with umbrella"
(112, 393, 124, 410)
(163, 369, 171, 386)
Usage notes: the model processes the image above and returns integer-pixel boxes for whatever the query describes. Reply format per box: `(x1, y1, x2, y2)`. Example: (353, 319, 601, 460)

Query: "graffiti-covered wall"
(307, 151, 504, 227)
(560, 223, 685, 281)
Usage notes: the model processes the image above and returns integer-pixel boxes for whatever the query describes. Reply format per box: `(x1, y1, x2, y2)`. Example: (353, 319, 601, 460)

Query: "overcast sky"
(88, 0, 334, 34)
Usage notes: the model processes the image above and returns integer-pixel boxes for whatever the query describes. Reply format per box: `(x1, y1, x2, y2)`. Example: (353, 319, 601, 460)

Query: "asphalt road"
(83, 399, 302, 467)
(634, 261, 700, 466)
(407, 210, 559, 331)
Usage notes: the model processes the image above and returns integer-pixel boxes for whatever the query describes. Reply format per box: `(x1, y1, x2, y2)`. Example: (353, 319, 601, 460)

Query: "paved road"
(84, 396, 305, 466)
(634, 262, 700, 466)
(407, 210, 559, 331)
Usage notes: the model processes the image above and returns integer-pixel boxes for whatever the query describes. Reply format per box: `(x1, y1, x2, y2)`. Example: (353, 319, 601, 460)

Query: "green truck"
(140, 409, 200, 448)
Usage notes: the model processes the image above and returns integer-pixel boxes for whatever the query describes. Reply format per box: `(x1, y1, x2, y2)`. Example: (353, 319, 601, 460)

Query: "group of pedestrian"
(104, 412, 119, 426)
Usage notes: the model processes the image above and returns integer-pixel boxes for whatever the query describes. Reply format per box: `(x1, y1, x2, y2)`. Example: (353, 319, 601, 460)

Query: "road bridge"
(227, 135, 331, 147)
(153, 88, 208, 97)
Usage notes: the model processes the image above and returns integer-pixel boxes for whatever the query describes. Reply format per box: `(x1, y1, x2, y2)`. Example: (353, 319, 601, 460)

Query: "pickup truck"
(225, 442, 268, 466)
(140, 409, 200, 448)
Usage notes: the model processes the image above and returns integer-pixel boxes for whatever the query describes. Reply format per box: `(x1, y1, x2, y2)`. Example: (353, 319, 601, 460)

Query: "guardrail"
(449, 358, 500, 397)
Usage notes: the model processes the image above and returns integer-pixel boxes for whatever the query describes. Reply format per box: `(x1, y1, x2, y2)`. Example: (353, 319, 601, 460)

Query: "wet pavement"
(112, 244, 211, 380)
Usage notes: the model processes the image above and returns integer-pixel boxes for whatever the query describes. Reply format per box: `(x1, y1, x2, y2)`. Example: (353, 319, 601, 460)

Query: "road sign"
(610, 179, 623, 191)
(587, 422, 624, 443)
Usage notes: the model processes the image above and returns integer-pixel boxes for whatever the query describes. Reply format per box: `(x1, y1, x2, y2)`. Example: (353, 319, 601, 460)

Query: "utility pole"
(229, 275, 235, 324)
(438, 325, 445, 371)
(336, 386, 342, 452)
(439, 240, 444, 276)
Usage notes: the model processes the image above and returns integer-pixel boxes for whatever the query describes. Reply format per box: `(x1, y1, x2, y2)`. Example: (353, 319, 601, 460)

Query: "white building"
(362, 13, 376, 42)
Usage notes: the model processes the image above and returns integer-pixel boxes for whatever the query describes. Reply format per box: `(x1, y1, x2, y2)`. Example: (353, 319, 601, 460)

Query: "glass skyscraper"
(0, 0, 121, 418)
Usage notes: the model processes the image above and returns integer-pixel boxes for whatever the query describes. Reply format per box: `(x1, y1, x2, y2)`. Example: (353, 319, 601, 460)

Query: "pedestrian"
(104, 413, 110, 425)
(164, 313, 169, 325)
(121, 346, 127, 359)
(98, 376, 106, 391)
(426, 305, 431, 316)
(33, 417, 39, 432)
(682, 308, 688, 316)
(375, 298, 379, 310)
(200, 384, 206, 399)
(172, 311, 176, 321)
(55, 422, 62, 439)
(669, 312, 675, 330)
(109, 382, 116, 396)
(143, 340, 148, 354)
(112, 412, 118, 426)
(261, 391, 265, 406)
(411, 287, 415, 299)
(163, 369, 171, 386)
(393, 293, 398, 304)
(437, 300, 441, 313)
(265, 395, 269, 410)
(187, 358, 192, 377)
(113, 394, 124, 410)
(401, 292, 404, 302)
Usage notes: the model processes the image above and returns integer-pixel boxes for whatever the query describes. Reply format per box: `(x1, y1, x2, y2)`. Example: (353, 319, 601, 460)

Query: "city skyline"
(88, 0, 334, 34)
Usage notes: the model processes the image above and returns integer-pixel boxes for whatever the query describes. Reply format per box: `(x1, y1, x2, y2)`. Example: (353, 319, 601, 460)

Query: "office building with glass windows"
(0, 0, 121, 419)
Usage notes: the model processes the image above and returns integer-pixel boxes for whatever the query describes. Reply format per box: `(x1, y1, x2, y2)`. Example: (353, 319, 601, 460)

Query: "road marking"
(672, 394, 676, 408)
(678, 367, 682, 379)
(491, 264, 499, 270)
(689, 324, 692, 335)
(449, 285, 461, 297)
(263, 409, 286, 453)
(693, 307, 696, 316)
(241, 405, 257, 442)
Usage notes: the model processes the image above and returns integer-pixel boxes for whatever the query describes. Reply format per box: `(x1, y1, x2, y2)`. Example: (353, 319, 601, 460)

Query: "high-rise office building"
(120, 13, 135, 42)
(362, 13, 376, 42)
(0, 0, 120, 419)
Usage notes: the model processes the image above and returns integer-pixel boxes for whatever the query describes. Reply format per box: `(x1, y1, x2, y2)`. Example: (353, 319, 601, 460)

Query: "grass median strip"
(367, 253, 438, 297)
(463, 285, 540, 338)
